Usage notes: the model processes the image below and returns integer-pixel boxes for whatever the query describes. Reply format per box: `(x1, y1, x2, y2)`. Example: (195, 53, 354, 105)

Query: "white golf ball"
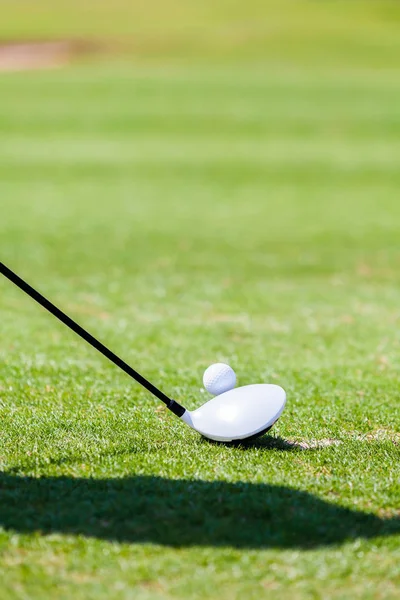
(203, 363, 237, 396)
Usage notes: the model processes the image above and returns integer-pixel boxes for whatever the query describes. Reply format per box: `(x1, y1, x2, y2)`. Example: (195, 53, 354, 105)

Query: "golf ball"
(203, 363, 237, 396)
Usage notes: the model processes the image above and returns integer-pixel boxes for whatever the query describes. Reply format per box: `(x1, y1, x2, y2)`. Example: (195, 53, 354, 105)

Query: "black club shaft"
(0, 261, 186, 417)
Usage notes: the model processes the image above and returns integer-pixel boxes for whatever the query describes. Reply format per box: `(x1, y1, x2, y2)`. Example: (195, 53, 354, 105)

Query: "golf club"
(0, 261, 286, 442)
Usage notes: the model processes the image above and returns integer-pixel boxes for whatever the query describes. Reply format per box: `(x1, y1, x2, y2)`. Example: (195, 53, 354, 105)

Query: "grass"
(1, 1, 400, 598)
(1, 0, 400, 68)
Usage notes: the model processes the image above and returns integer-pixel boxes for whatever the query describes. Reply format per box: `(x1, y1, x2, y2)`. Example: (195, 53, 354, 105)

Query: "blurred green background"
(0, 2, 399, 599)
(1, 0, 400, 66)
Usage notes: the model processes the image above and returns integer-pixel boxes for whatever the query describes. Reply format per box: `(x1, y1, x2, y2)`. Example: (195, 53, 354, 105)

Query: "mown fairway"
(0, 2, 399, 598)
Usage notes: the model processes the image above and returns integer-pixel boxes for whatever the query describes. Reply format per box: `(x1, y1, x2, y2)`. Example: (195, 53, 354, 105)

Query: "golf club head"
(181, 384, 286, 442)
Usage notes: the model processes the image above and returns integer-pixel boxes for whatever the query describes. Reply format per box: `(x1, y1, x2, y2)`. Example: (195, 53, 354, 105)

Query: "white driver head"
(180, 384, 286, 442)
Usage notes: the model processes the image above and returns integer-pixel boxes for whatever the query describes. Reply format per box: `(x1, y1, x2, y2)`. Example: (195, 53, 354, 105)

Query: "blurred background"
(1, 1, 400, 391)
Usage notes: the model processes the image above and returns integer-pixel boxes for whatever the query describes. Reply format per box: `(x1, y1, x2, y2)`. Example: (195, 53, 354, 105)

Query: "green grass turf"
(1, 1, 400, 598)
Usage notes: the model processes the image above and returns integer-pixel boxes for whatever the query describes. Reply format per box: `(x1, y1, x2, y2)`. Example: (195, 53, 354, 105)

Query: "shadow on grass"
(201, 435, 307, 451)
(200, 435, 337, 451)
(0, 473, 398, 548)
